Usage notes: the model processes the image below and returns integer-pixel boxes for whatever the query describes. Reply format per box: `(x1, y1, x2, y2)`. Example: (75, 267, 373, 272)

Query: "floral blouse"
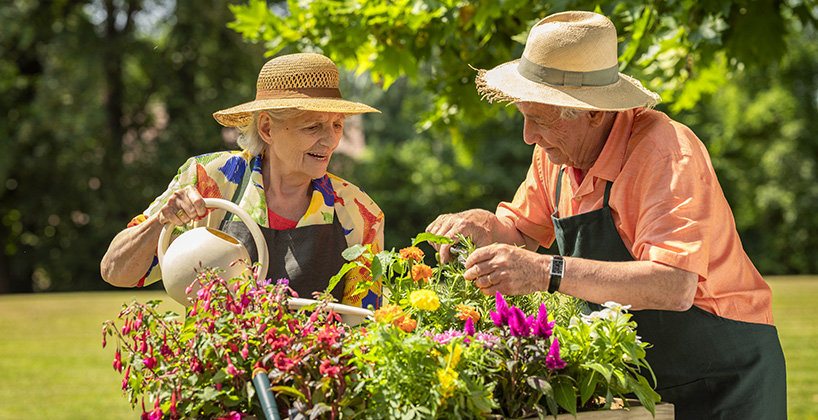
(127, 151, 384, 308)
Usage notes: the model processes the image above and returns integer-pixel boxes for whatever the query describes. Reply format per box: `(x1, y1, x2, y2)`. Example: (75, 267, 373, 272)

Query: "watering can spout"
(157, 198, 269, 306)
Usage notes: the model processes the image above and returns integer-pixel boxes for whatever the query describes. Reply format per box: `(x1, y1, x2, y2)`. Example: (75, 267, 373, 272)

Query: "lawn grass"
(0, 278, 816, 419)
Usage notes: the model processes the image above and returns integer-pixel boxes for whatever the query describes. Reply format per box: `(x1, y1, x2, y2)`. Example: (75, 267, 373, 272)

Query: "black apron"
(551, 168, 787, 420)
(219, 158, 347, 302)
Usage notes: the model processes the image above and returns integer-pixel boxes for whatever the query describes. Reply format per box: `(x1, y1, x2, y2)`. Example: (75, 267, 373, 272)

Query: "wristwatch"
(548, 255, 564, 294)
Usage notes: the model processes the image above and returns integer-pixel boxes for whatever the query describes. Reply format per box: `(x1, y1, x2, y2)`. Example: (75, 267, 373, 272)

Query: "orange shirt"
(497, 108, 773, 325)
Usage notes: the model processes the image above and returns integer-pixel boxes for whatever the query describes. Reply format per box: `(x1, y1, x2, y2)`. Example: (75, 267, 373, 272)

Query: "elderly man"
(427, 11, 786, 420)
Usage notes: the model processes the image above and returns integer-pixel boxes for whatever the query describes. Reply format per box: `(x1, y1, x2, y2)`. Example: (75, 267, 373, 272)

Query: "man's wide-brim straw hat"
(213, 53, 380, 127)
(476, 11, 660, 111)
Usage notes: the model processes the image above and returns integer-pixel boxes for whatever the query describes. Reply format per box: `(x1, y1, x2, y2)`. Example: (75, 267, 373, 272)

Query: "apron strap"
(554, 166, 565, 217)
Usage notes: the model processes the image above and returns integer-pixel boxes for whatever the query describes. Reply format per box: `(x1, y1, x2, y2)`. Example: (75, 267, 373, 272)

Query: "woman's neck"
(261, 157, 312, 221)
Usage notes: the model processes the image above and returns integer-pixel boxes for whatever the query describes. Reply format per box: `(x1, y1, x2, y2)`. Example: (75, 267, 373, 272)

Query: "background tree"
(0, 0, 264, 292)
(1, 0, 816, 294)
(231, 0, 818, 273)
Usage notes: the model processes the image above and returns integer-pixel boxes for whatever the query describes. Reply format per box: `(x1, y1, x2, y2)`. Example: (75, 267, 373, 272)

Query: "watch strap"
(548, 255, 564, 294)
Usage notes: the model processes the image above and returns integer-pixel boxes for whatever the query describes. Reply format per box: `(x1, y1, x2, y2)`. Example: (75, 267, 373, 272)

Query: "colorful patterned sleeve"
(328, 174, 385, 310)
(124, 152, 250, 287)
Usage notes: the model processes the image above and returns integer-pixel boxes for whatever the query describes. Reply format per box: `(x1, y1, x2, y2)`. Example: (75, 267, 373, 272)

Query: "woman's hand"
(463, 243, 551, 296)
(158, 186, 208, 226)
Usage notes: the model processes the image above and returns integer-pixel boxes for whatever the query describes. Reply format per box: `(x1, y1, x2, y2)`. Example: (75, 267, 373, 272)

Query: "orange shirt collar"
(573, 108, 640, 196)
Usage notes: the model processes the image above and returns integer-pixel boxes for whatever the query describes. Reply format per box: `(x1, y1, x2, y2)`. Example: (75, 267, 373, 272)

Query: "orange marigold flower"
(454, 304, 481, 323)
(411, 263, 434, 283)
(374, 303, 405, 324)
(397, 317, 417, 333)
(399, 246, 424, 262)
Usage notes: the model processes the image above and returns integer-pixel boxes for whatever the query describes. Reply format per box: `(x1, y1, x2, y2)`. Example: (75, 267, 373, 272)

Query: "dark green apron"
(551, 168, 787, 420)
(219, 158, 347, 302)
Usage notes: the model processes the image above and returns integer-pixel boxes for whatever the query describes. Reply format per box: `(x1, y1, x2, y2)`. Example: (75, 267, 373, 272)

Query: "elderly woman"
(427, 11, 785, 420)
(101, 53, 383, 309)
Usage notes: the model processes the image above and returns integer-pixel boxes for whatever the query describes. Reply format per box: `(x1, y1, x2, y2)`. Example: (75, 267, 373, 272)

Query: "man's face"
(515, 102, 607, 170)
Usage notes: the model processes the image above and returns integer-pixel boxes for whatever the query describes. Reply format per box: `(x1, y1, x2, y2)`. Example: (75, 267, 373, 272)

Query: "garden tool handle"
(252, 367, 281, 420)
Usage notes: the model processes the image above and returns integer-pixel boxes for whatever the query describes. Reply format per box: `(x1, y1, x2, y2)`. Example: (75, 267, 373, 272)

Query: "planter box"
(498, 400, 674, 420)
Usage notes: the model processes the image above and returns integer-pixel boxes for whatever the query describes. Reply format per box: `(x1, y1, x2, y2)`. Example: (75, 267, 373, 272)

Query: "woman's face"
(260, 110, 345, 182)
(515, 102, 608, 170)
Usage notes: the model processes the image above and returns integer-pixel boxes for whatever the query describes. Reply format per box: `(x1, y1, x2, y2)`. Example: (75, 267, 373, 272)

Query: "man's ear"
(587, 110, 608, 127)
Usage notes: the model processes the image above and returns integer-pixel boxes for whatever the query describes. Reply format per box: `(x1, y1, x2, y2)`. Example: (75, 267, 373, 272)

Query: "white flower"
(601, 301, 632, 312)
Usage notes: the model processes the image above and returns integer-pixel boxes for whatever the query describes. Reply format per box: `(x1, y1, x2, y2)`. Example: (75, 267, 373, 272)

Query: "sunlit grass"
(0, 279, 815, 419)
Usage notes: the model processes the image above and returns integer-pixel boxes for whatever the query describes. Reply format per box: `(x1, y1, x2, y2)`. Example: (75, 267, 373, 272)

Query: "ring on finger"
(487, 274, 494, 285)
(175, 209, 186, 219)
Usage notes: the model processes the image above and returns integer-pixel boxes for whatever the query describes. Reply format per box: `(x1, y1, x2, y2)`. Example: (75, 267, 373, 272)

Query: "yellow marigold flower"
(411, 263, 434, 283)
(399, 246, 424, 262)
(409, 289, 440, 311)
(437, 367, 458, 398)
(454, 304, 481, 323)
(447, 343, 463, 368)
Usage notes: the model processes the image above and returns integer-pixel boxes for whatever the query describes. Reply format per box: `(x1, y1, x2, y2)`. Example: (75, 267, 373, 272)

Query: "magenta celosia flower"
(489, 292, 511, 326)
(508, 306, 533, 337)
(546, 337, 567, 370)
(532, 304, 555, 339)
(463, 317, 475, 336)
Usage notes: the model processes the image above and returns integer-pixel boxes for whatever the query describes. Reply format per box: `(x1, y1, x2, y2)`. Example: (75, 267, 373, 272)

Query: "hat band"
(518, 56, 619, 88)
(255, 87, 343, 101)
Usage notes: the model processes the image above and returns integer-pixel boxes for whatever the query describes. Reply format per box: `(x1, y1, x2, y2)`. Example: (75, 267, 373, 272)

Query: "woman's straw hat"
(213, 53, 380, 127)
(476, 11, 660, 111)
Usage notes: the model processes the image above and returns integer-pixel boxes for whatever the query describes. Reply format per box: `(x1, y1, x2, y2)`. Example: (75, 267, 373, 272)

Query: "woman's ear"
(257, 112, 274, 144)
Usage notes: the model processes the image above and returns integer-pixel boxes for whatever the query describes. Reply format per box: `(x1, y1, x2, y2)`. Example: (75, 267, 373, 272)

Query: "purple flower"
(546, 338, 567, 370)
(508, 306, 532, 337)
(532, 304, 555, 339)
(489, 292, 511, 326)
(463, 317, 475, 336)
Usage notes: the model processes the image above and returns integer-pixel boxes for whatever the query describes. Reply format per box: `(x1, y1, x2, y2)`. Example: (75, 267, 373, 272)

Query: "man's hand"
(425, 209, 498, 263)
(464, 244, 551, 296)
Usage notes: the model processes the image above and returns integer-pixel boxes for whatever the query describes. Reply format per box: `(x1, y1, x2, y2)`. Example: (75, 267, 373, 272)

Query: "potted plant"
(103, 234, 672, 419)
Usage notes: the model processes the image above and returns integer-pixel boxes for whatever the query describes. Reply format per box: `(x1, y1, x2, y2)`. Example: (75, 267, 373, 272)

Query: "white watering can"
(157, 198, 269, 306)
(157, 198, 374, 325)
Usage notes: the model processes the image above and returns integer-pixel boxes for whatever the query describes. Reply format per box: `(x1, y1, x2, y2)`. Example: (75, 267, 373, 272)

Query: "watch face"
(551, 257, 564, 275)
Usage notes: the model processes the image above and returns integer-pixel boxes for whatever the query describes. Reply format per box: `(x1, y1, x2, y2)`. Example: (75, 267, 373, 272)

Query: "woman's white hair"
(236, 109, 307, 156)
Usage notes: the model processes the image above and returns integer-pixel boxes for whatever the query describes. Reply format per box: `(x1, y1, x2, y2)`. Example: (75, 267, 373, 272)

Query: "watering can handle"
(157, 198, 269, 283)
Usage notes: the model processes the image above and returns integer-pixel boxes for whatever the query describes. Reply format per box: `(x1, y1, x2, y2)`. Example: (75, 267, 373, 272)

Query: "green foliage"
(675, 20, 818, 274)
(228, 0, 815, 131)
(0, 0, 266, 292)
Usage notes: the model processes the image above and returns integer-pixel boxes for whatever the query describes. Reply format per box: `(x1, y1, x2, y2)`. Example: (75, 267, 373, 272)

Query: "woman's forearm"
(100, 213, 163, 287)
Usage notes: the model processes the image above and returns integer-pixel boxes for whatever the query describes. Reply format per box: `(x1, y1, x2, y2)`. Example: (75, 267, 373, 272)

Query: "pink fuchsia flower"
(508, 306, 532, 337)
(489, 292, 510, 326)
(240, 343, 249, 360)
(546, 337, 567, 370)
(273, 352, 295, 371)
(319, 359, 341, 378)
(532, 304, 555, 339)
(143, 354, 157, 370)
(316, 326, 342, 347)
(113, 349, 123, 373)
